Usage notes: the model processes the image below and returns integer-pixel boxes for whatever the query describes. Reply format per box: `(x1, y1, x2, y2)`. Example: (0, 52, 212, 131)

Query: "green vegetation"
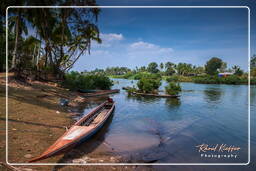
(205, 57, 223, 75)
(62, 71, 113, 90)
(147, 62, 159, 73)
(251, 55, 256, 77)
(137, 76, 161, 93)
(122, 72, 181, 95)
(93, 56, 256, 85)
(165, 82, 181, 95)
(1, 0, 101, 80)
(193, 75, 251, 85)
(165, 75, 193, 82)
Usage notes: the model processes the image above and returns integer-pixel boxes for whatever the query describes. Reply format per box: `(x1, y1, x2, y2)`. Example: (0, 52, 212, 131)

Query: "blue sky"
(73, 1, 255, 71)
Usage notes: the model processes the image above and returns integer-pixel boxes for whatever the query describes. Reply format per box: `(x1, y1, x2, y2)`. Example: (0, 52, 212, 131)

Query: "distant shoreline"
(109, 75, 256, 85)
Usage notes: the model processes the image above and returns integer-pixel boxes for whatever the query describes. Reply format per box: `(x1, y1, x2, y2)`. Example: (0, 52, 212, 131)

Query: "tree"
(165, 62, 176, 76)
(160, 62, 164, 70)
(219, 62, 227, 72)
(8, 8, 28, 69)
(232, 65, 243, 76)
(6, 1, 101, 79)
(194, 66, 205, 75)
(165, 82, 181, 95)
(137, 77, 161, 93)
(176, 63, 193, 76)
(250, 55, 256, 77)
(205, 57, 223, 75)
(147, 62, 159, 73)
(251, 55, 256, 69)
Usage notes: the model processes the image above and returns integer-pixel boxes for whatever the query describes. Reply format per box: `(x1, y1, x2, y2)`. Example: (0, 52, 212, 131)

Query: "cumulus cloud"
(93, 33, 124, 47)
(128, 41, 173, 59)
(101, 33, 124, 41)
(129, 41, 173, 53)
(74, 36, 175, 71)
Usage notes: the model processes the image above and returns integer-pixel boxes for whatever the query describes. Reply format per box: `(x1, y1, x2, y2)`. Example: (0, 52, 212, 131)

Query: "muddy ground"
(0, 73, 153, 171)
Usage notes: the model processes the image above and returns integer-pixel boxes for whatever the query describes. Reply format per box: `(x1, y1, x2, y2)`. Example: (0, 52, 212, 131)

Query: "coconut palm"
(8, 8, 28, 69)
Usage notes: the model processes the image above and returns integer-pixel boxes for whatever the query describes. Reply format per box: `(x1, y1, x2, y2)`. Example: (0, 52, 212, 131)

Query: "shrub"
(192, 75, 248, 85)
(166, 75, 179, 82)
(137, 77, 161, 93)
(251, 77, 256, 85)
(63, 71, 113, 90)
(126, 87, 137, 94)
(165, 82, 181, 95)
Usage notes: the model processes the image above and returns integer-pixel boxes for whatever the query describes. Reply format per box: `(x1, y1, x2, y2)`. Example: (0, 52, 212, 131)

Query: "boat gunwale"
(28, 101, 115, 163)
(79, 89, 120, 97)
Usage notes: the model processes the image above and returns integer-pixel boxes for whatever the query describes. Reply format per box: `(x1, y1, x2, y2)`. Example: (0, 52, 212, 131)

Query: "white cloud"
(130, 41, 156, 49)
(129, 41, 173, 53)
(74, 38, 176, 71)
(93, 33, 124, 47)
(101, 33, 124, 41)
(128, 41, 173, 60)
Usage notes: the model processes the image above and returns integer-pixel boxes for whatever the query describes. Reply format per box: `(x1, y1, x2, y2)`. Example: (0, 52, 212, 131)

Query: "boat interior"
(80, 103, 113, 127)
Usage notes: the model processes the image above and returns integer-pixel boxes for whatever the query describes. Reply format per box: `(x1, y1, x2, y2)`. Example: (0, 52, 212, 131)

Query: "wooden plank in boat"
(91, 109, 108, 125)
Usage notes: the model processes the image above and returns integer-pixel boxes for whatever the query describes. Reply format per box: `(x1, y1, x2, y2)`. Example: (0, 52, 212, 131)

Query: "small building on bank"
(218, 72, 234, 77)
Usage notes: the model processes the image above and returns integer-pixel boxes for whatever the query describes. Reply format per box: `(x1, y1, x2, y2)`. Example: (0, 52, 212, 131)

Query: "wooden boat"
(29, 98, 115, 163)
(79, 89, 120, 97)
(122, 86, 132, 90)
(131, 92, 180, 98)
(77, 89, 98, 93)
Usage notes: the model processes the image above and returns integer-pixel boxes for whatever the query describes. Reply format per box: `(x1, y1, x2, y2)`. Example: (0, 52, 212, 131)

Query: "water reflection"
(125, 94, 161, 103)
(251, 86, 256, 105)
(203, 88, 223, 103)
(165, 98, 181, 108)
(67, 79, 252, 164)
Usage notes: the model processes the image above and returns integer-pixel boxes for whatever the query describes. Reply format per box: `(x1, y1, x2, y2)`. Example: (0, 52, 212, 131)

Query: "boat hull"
(131, 92, 180, 98)
(29, 101, 115, 163)
(80, 89, 120, 97)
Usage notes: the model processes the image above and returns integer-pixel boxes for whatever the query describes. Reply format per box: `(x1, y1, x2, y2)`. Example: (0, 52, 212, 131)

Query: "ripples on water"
(74, 79, 255, 163)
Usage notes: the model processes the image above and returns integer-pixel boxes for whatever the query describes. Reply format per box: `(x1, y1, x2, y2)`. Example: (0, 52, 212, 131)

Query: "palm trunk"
(11, 12, 20, 69)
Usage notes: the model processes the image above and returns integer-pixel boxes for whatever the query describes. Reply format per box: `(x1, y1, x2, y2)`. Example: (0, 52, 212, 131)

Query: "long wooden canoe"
(131, 92, 180, 98)
(79, 89, 120, 97)
(78, 89, 98, 93)
(29, 99, 115, 163)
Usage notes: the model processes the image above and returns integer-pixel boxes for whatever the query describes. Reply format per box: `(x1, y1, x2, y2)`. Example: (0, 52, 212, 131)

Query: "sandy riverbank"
(0, 73, 152, 171)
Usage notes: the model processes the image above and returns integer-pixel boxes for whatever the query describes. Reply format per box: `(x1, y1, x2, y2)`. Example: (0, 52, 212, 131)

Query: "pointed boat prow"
(28, 99, 115, 163)
(28, 155, 48, 163)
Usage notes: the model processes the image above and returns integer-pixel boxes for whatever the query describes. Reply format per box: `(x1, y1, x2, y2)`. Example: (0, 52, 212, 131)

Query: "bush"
(126, 87, 137, 94)
(165, 82, 181, 95)
(251, 77, 256, 85)
(63, 71, 113, 90)
(123, 72, 134, 79)
(166, 75, 179, 82)
(192, 75, 248, 85)
(137, 77, 161, 93)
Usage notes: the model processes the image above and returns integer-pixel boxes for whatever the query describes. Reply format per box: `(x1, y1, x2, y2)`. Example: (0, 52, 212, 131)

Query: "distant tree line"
(88, 56, 255, 78)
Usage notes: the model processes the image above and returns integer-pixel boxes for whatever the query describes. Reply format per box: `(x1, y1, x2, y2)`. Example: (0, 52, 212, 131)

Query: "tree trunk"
(11, 12, 20, 70)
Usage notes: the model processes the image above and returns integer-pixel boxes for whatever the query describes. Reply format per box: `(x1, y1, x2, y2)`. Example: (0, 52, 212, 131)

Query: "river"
(72, 78, 256, 164)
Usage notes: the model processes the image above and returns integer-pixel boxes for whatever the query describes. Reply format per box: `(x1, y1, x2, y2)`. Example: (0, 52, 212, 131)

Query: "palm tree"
(8, 8, 28, 69)
(21, 36, 41, 66)
(160, 62, 164, 71)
